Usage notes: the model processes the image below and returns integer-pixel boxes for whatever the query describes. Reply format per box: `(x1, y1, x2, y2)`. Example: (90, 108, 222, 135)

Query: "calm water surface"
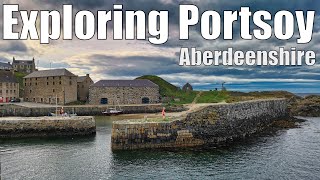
(1, 116, 320, 180)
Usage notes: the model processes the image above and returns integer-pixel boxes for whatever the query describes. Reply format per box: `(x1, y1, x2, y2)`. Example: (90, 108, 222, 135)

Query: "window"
(69, 81, 72, 85)
(53, 82, 55, 85)
(30, 90, 32, 93)
(47, 82, 49, 85)
(59, 81, 62, 85)
(53, 89, 55, 93)
(100, 98, 108, 104)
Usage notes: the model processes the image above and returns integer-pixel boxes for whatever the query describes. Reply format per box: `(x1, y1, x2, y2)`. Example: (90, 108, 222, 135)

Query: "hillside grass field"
(137, 75, 298, 105)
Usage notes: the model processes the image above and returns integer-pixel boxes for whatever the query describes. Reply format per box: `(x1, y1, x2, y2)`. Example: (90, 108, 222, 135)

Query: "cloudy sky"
(0, 0, 319, 93)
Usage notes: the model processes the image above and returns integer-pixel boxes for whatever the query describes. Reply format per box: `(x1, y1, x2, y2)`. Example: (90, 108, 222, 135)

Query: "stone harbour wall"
(0, 116, 96, 137)
(0, 104, 186, 117)
(111, 99, 288, 150)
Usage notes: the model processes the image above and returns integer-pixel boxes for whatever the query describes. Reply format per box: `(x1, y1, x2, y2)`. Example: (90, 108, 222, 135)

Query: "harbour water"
(1, 116, 320, 179)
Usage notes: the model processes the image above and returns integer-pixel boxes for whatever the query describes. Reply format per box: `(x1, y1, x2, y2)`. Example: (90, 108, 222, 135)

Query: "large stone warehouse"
(23, 69, 77, 105)
(89, 80, 160, 105)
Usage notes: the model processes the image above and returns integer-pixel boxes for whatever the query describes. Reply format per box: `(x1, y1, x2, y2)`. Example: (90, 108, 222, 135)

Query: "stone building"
(12, 57, 37, 74)
(0, 71, 19, 103)
(0, 62, 13, 71)
(89, 80, 160, 105)
(182, 83, 193, 92)
(23, 69, 77, 105)
(77, 74, 94, 101)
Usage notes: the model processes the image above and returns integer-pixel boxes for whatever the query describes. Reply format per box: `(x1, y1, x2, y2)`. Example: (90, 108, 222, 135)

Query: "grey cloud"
(0, 42, 28, 53)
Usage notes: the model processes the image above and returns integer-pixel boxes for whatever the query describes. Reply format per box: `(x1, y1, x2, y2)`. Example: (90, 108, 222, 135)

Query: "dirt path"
(192, 91, 203, 104)
(118, 92, 226, 120)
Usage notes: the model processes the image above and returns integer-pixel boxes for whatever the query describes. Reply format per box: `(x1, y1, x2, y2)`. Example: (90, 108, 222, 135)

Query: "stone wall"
(0, 81, 19, 103)
(77, 75, 93, 101)
(24, 76, 77, 105)
(0, 104, 186, 117)
(89, 86, 160, 105)
(0, 116, 96, 137)
(111, 99, 288, 150)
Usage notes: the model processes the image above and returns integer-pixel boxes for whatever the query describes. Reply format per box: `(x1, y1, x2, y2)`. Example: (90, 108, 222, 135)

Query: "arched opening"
(100, 98, 108, 104)
(142, 97, 150, 104)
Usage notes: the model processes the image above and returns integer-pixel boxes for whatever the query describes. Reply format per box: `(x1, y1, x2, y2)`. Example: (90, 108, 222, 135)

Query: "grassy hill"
(136, 75, 197, 104)
(136, 75, 179, 96)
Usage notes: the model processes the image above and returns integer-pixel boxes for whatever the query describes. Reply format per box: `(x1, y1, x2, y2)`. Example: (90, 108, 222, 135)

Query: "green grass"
(167, 90, 198, 104)
(226, 91, 298, 103)
(137, 75, 198, 104)
(14, 72, 27, 96)
(14, 72, 26, 86)
(196, 91, 229, 103)
(136, 75, 179, 96)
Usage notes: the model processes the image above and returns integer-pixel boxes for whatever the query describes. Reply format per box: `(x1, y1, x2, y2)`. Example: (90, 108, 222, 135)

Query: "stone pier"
(111, 99, 288, 150)
(0, 116, 96, 137)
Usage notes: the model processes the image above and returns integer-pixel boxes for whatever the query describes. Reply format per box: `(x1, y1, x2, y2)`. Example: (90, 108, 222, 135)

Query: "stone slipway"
(111, 99, 289, 150)
(0, 116, 96, 137)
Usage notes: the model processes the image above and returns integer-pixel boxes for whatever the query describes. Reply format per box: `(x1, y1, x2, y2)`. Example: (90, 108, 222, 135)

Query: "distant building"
(77, 74, 94, 101)
(23, 69, 77, 105)
(0, 71, 19, 103)
(89, 80, 160, 105)
(182, 83, 193, 92)
(12, 57, 37, 74)
(0, 62, 13, 71)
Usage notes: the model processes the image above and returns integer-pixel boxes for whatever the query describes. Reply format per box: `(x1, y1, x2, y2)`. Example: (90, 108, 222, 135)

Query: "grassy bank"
(196, 91, 229, 103)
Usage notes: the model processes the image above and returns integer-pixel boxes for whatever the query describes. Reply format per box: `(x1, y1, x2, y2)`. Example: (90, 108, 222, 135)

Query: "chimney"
(86, 74, 89, 77)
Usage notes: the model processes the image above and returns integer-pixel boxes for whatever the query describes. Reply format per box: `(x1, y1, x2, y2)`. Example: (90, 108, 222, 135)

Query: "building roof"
(77, 76, 87, 83)
(0, 71, 18, 83)
(0, 62, 13, 69)
(12, 59, 34, 64)
(24, 69, 77, 78)
(91, 80, 159, 88)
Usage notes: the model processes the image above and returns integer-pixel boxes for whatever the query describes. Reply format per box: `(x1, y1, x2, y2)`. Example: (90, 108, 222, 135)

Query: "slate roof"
(24, 69, 77, 78)
(77, 76, 87, 83)
(0, 71, 18, 83)
(0, 62, 13, 69)
(91, 80, 158, 88)
(12, 60, 34, 64)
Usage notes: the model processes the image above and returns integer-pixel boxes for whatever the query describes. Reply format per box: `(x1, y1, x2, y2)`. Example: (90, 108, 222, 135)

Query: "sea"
(0, 116, 320, 180)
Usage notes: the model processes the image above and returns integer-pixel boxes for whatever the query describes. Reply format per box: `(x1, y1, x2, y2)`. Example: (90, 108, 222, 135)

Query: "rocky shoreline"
(289, 95, 320, 117)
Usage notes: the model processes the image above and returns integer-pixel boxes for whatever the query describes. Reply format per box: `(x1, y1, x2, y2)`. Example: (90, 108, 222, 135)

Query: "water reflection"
(0, 116, 319, 180)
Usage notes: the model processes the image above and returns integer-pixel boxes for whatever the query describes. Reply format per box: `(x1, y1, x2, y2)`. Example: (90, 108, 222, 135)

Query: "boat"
(102, 108, 123, 116)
